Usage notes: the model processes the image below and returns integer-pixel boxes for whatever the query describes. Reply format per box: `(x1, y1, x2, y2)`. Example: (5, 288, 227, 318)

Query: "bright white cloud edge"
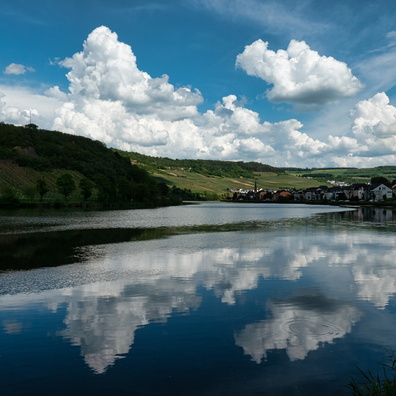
(1, 26, 396, 168)
(236, 39, 364, 105)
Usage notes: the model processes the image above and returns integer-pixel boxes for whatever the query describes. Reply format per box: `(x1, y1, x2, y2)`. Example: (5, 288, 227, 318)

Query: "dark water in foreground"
(1, 203, 396, 395)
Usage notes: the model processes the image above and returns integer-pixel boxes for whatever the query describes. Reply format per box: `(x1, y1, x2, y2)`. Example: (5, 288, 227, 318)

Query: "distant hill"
(116, 150, 283, 178)
(284, 166, 396, 184)
(115, 150, 326, 197)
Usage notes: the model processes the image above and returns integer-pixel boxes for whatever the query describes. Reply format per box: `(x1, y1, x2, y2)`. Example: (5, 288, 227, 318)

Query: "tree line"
(0, 123, 189, 207)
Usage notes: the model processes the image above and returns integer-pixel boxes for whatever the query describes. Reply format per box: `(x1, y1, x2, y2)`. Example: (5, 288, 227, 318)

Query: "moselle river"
(1, 203, 396, 395)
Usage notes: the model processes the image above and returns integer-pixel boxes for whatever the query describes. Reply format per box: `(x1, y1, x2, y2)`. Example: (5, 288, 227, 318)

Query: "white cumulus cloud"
(0, 86, 63, 128)
(59, 26, 202, 120)
(2, 26, 396, 168)
(45, 30, 396, 166)
(350, 92, 396, 157)
(236, 39, 363, 105)
(51, 26, 299, 163)
(4, 63, 35, 75)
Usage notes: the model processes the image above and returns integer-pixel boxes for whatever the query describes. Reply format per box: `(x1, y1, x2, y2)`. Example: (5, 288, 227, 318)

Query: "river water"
(1, 203, 396, 395)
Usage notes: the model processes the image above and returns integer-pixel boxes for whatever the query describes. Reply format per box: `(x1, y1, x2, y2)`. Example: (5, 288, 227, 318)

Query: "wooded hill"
(0, 123, 293, 205)
(0, 123, 184, 207)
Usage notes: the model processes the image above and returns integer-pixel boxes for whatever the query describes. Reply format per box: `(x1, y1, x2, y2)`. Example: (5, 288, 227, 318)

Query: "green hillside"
(150, 169, 325, 199)
(117, 150, 283, 177)
(284, 167, 396, 184)
(0, 123, 173, 207)
(116, 150, 326, 198)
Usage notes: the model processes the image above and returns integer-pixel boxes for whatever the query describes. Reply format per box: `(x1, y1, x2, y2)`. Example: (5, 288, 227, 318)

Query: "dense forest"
(0, 122, 198, 207)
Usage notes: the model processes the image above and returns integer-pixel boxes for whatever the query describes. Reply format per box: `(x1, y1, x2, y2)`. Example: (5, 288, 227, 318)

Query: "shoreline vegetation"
(347, 354, 396, 396)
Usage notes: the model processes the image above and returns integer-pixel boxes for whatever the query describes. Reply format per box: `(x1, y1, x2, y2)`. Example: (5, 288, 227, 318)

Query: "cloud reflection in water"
(1, 222, 396, 374)
(235, 293, 361, 363)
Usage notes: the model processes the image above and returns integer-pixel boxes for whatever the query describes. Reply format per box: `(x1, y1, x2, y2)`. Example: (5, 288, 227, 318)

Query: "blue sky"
(1, 0, 396, 167)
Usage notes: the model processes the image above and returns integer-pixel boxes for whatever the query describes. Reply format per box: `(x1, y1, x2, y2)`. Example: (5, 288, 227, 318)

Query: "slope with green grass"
(285, 167, 396, 184)
(0, 123, 170, 206)
(116, 150, 328, 198)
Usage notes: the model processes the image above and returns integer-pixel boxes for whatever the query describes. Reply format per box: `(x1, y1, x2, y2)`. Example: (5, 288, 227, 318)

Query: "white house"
(369, 184, 393, 201)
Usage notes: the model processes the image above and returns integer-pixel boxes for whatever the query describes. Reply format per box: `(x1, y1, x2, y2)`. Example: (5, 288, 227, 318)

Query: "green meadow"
(150, 168, 324, 198)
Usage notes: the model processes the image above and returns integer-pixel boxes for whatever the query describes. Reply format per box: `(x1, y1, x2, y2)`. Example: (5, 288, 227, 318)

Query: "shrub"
(347, 354, 396, 395)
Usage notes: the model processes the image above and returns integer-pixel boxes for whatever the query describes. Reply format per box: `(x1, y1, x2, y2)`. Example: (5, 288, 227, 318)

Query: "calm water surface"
(1, 203, 396, 395)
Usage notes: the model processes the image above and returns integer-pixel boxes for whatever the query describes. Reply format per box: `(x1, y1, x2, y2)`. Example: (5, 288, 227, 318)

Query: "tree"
(0, 185, 20, 206)
(95, 174, 115, 203)
(117, 176, 134, 201)
(57, 174, 76, 200)
(371, 176, 390, 185)
(157, 182, 169, 196)
(36, 178, 49, 201)
(24, 186, 37, 202)
(79, 178, 94, 200)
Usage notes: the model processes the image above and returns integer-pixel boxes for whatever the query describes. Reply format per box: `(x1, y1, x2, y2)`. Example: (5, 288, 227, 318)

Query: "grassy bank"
(151, 169, 325, 198)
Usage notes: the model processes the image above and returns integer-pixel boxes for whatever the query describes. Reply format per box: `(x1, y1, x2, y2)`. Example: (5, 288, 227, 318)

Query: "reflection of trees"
(235, 293, 361, 363)
(0, 228, 169, 271)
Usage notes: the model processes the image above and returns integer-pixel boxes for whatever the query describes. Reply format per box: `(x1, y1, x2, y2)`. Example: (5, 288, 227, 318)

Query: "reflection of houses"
(231, 181, 395, 203)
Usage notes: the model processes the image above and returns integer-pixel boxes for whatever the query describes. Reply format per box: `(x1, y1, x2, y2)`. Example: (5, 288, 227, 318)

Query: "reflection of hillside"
(0, 228, 168, 271)
(235, 293, 361, 363)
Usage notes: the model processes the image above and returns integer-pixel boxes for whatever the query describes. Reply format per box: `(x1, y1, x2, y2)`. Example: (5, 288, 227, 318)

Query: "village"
(231, 179, 396, 203)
